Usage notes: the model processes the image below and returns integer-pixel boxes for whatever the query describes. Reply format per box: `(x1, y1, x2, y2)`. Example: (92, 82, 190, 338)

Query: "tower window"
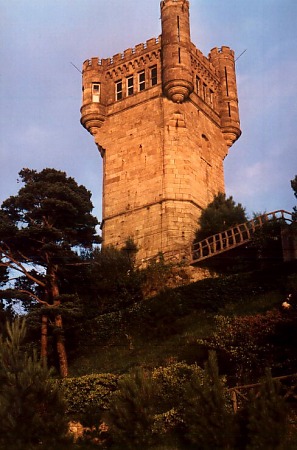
(115, 80, 122, 101)
(196, 76, 200, 95)
(209, 89, 214, 107)
(202, 83, 207, 101)
(138, 71, 145, 91)
(92, 83, 100, 103)
(126, 76, 134, 96)
(224, 67, 229, 96)
(150, 66, 157, 86)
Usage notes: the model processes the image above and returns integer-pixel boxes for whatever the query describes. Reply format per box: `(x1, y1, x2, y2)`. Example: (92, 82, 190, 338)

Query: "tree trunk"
(41, 314, 48, 368)
(49, 265, 68, 378)
(55, 313, 68, 378)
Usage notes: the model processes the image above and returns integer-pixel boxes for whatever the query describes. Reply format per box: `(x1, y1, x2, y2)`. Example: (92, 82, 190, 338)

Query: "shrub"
(58, 373, 119, 424)
(152, 361, 204, 411)
(200, 310, 291, 382)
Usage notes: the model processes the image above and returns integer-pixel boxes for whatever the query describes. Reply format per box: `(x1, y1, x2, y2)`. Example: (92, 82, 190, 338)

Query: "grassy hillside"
(69, 260, 297, 383)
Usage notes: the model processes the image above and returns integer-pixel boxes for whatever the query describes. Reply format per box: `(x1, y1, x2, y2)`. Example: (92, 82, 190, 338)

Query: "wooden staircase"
(191, 210, 293, 264)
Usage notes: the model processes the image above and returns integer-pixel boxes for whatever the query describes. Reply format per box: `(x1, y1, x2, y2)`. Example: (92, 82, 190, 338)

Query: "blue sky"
(1, 0, 296, 223)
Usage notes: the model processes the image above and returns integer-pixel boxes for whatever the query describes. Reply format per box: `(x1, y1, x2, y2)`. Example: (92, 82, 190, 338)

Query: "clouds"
(0, 0, 296, 224)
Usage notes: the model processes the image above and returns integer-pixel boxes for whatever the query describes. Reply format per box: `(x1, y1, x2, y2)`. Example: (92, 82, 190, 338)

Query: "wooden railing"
(229, 372, 297, 413)
(191, 210, 293, 264)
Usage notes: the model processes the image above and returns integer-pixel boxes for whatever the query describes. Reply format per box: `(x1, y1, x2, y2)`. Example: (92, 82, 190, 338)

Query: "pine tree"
(0, 168, 100, 377)
(106, 368, 159, 449)
(195, 192, 247, 241)
(246, 370, 288, 450)
(183, 351, 236, 449)
(0, 318, 69, 449)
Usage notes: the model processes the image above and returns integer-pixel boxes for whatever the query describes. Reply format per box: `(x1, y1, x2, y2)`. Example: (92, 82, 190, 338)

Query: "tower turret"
(209, 47, 241, 147)
(161, 0, 193, 103)
(80, 58, 107, 151)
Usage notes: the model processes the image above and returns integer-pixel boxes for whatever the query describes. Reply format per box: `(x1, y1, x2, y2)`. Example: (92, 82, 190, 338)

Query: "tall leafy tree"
(195, 192, 247, 241)
(0, 168, 100, 377)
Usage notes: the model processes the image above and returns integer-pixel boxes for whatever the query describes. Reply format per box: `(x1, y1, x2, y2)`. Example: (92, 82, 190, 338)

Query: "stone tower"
(81, 0, 241, 263)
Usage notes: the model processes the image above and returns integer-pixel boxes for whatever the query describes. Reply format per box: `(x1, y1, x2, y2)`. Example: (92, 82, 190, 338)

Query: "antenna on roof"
(70, 62, 82, 74)
(235, 49, 247, 62)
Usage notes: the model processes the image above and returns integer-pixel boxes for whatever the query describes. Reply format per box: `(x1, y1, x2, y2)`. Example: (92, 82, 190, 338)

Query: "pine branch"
(18, 289, 50, 306)
(0, 244, 46, 288)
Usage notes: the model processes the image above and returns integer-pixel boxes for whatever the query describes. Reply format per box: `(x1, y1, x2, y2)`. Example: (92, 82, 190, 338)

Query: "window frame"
(115, 80, 123, 101)
(150, 66, 158, 87)
(209, 89, 214, 107)
(196, 76, 200, 96)
(202, 83, 207, 101)
(126, 75, 134, 96)
(138, 70, 146, 92)
(92, 83, 101, 103)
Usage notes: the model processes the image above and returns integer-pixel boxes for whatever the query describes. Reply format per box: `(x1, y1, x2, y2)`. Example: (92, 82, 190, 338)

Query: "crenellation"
(112, 53, 123, 63)
(124, 48, 133, 59)
(190, 43, 217, 76)
(146, 37, 158, 49)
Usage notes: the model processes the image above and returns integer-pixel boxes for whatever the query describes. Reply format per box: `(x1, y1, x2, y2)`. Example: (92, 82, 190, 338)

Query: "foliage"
(81, 245, 143, 317)
(198, 310, 297, 382)
(291, 175, 297, 220)
(58, 373, 119, 422)
(0, 318, 69, 449)
(195, 192, 247, 242)
(140, 254, 174, 297)
(183, 351, 236, 449)
(244, 371, 288, 450)
(248, 219, 285, 263)
(102, 363, 292, 449)
(0, 168, 99, 288)
(151, 362, 206, 444)
(106, 368, 160, 449)
(0, 168, 100, 376)
(152, 361, 204, 412)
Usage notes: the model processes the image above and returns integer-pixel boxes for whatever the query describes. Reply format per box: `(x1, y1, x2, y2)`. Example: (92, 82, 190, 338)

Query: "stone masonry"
(81, 0, 241, 263)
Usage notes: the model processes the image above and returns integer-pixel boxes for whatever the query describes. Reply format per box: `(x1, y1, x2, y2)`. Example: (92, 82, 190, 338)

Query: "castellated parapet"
(81, 0, 241, 263)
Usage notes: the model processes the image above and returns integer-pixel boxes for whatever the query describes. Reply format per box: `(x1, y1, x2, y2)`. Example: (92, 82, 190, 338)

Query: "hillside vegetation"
(70, 259, 297, 380)
(57, 256, 297, 449)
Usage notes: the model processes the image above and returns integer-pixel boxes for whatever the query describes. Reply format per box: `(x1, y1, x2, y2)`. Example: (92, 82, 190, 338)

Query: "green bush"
(58, 373, 119, 423)
(199, 310, 297, 382)
(153, 361, 204, 411)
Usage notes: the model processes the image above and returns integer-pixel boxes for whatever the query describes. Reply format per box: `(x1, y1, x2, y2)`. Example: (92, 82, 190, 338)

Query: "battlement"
(209, 46, 235, 59)
(82, 36, 161, 72)
(189, 43, 218, 77)
(160, 0, 189, 8)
